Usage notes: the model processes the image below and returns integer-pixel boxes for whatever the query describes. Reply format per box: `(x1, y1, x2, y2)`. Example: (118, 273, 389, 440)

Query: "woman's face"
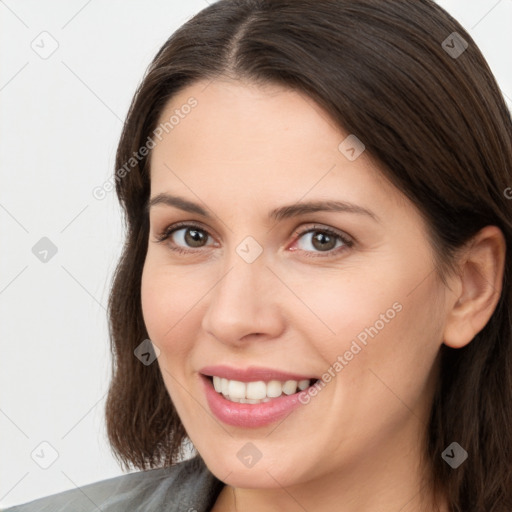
(141, 78, 451, 490)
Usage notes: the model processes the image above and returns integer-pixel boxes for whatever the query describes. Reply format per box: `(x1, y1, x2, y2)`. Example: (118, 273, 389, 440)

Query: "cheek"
(140, 263, 199, 407)
(284, 266, 402, 353)
(140, 264, 168, 339)
(141, 263, 184, 343)
(140, 260, 210, 359)
(294, 263, 443, 383)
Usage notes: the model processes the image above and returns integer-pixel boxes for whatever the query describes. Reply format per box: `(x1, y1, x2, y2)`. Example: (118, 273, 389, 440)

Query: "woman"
(5, 0, 511, 511)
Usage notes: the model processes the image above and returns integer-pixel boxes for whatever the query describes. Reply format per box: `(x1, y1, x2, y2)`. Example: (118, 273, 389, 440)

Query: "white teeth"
(228, 380, 246, 399)
(266, 380, 283, 398)
(211, 375, 314, 402)
(282, 380, 298, 395)
(298, 379, 310, 390)
(246, 381, 267, 400)
(221, 378, 229, 396)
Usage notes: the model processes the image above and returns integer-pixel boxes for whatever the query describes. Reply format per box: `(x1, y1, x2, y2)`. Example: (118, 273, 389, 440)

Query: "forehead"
(148, 78, 405, 215)
(152, 79, 341, 163)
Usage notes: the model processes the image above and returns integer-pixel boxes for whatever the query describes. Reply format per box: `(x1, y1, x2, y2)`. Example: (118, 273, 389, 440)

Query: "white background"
(1, 0, 511, 508)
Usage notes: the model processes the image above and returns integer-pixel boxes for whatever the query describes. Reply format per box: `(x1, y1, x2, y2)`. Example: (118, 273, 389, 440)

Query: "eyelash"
(154, 221, 354, 258)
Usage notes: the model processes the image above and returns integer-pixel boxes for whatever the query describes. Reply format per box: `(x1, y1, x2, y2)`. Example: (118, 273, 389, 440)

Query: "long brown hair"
(105, 1, 512, 510)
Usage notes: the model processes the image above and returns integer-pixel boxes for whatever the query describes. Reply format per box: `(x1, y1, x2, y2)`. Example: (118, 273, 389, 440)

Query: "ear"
(443, 225, 506, 349)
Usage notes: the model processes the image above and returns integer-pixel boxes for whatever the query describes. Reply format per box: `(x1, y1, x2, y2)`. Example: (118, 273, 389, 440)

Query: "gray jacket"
(1, 455, 225, 512)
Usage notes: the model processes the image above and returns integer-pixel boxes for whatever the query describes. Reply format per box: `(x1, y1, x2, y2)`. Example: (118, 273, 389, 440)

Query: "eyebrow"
(146, 193, 380, 222)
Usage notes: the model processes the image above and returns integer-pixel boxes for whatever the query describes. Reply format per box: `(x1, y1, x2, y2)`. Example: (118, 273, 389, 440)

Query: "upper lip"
(200, 364, 318, 382)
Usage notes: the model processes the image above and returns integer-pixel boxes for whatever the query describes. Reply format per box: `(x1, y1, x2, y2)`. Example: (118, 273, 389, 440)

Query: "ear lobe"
(442, 225, 506, 349)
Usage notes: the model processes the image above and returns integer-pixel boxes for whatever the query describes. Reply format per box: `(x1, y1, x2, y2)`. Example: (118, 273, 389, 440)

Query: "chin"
(203, 452, 308, 489)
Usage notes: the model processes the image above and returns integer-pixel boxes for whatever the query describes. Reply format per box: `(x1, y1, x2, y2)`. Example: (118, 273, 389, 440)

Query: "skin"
(140, 78, 505, 512)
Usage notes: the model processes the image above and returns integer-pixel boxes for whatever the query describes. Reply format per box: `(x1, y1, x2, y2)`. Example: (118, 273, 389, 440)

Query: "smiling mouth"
(205, 375, 320, 404)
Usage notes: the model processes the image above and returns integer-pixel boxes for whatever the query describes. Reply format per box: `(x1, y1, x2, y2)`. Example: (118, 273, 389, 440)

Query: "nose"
(201, 253, 285, 346)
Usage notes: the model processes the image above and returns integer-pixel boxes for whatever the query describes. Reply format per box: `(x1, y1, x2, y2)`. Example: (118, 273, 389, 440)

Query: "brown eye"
(308, 231, 338, 251)
(294, 226, 352, 255)
(181, 227, 208, 248)
(155, 223, 214, 252)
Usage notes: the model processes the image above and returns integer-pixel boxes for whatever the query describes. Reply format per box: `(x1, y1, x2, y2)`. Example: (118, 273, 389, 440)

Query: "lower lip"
(201, 374, 313, 428)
